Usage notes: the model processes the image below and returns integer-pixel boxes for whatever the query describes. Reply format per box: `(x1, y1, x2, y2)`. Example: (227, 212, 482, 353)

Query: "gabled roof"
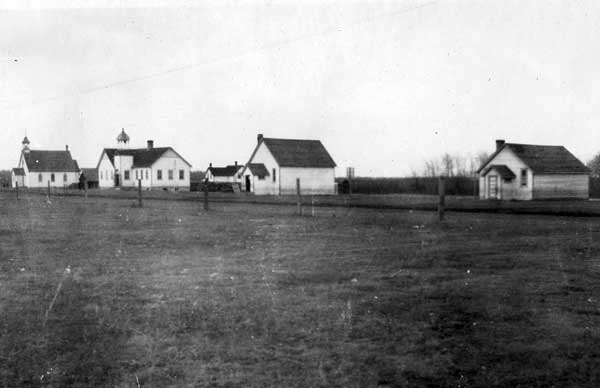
(80, 168, 98, 182)
(207, 165, 241, 177)
(481, 164, 516, 180)
(262, 138, 336, 168)
(99, 147, 191, 169)
(12, 168, 25, 176)
(478, 143, 589, 175)
(23, 150, 80, 172)
(247, 163, 269, 178)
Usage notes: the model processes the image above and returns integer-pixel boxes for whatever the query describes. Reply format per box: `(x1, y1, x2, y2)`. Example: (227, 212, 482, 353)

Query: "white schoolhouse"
(96, 129, 192, 190)
(240, 134, 336, 195)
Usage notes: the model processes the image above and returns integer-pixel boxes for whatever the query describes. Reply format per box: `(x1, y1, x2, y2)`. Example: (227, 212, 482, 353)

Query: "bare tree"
(423, 159, 439, 177)
(441, 153, 454, 177)
(587, 153, 600, 178)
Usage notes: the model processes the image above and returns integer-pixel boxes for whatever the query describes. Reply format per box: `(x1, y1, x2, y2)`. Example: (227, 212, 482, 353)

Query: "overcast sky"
(1, 0, 600, 176)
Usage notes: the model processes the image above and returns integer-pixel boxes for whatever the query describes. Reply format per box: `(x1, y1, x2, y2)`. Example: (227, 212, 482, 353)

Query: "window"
(272, 168, 276, 182)
(101, 171, 104, 180)
(135, 170, 139, 180)
(51, 173, 55, 182)
(145, 170, 148, 180)
(63, 174, 67, 182)
(168, 170, 173, 180)
(111, 171, 114, 180)
(179, 170, 184, 180)
(157, 170, 162, 180)
(258, 176, 265, 181)
(521, 169, 527, 186)
(124, 170, 130, 180)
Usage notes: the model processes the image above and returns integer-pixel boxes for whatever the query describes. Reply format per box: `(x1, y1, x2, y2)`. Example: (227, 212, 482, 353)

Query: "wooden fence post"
(138, 179, 143, 207)
(47, 180, 50, 198)
(203, 181, 209, 211)
(438, 176, 445, 221)
(15, 181, 19, 200)
(296, 178, 301, 215)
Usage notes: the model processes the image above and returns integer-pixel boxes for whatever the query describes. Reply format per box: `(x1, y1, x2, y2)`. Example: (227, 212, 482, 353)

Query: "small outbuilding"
(205, 162, 243, 183)
(477, 140, 589, 200)
(80, 168, 99, 189)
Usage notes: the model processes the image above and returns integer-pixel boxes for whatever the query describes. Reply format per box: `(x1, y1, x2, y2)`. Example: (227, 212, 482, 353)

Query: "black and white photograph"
(1, 0, 600, 386)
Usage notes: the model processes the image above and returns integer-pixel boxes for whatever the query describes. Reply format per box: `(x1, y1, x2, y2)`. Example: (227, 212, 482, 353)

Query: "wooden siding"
(532, 175, 589, 199)
(245, 142, 280, 195)
(479, 148, 532, 200)
(279, 167, 336, 195)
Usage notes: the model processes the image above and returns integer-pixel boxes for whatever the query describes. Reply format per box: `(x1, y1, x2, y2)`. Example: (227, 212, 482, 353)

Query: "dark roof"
(247, 163, 269, 178)
(208, 165, 240, 177)
(478, 143, 589, 175)
(80, 168, 98, 182)
(100, 147, 191, 169)
(482, 164, 516, 179)
(262, 138, 336, 168)
(12, 168, 25, 176)
(23, 150, 80, 172)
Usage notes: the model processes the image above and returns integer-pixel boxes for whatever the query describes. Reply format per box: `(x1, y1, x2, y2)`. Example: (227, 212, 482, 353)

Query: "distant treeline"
(589, 178, 600, 198)
(337, 177, 600, 198)
(336, 177, 479, 196)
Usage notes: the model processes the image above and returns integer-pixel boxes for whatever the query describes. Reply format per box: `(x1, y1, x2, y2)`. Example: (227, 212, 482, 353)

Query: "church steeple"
(22, 136, 30, 153)
(117, 128, 130, 149)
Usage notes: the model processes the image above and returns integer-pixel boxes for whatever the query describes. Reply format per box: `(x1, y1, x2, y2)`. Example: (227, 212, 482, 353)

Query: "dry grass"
(1, 192, 600, 387)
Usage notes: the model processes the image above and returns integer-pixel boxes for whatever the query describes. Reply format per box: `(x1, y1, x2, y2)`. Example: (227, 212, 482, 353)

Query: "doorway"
(245, 175, 251, 192)
(488, 175, 498, 199)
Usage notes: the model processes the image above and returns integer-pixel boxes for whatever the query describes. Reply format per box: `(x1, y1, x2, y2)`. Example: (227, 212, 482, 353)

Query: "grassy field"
(1, 192, 600, 387)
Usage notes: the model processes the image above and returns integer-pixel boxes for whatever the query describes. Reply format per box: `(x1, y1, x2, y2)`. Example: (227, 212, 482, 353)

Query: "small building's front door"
(114, 172, 120, 187)
(488, 175, 498, 199)
(245, 175, 251, 192)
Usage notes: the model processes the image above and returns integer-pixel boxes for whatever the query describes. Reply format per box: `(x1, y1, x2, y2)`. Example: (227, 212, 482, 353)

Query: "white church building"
(96, 129, 192, 190)
(11, 136, 80, 188)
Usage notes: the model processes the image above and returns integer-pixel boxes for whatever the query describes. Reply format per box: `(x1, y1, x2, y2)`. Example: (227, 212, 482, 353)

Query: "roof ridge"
(264, 137, 322, 142)
(506, 143, 565, 148)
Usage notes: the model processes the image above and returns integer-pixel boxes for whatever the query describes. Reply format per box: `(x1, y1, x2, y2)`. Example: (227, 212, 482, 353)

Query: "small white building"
(205, 162, 243, 183)
(240, 134, 336, 195)
(96, 129, 192, 190)
(11, 136, 80, 188)
(478, 140, 589, 200)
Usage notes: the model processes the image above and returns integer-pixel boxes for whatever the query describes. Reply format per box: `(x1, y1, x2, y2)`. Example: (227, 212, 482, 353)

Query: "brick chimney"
(147, 140, 154, 150)
(257, 133, 263, 144)
(65, 145, 69, 152)
(496, 139, 505, 150)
